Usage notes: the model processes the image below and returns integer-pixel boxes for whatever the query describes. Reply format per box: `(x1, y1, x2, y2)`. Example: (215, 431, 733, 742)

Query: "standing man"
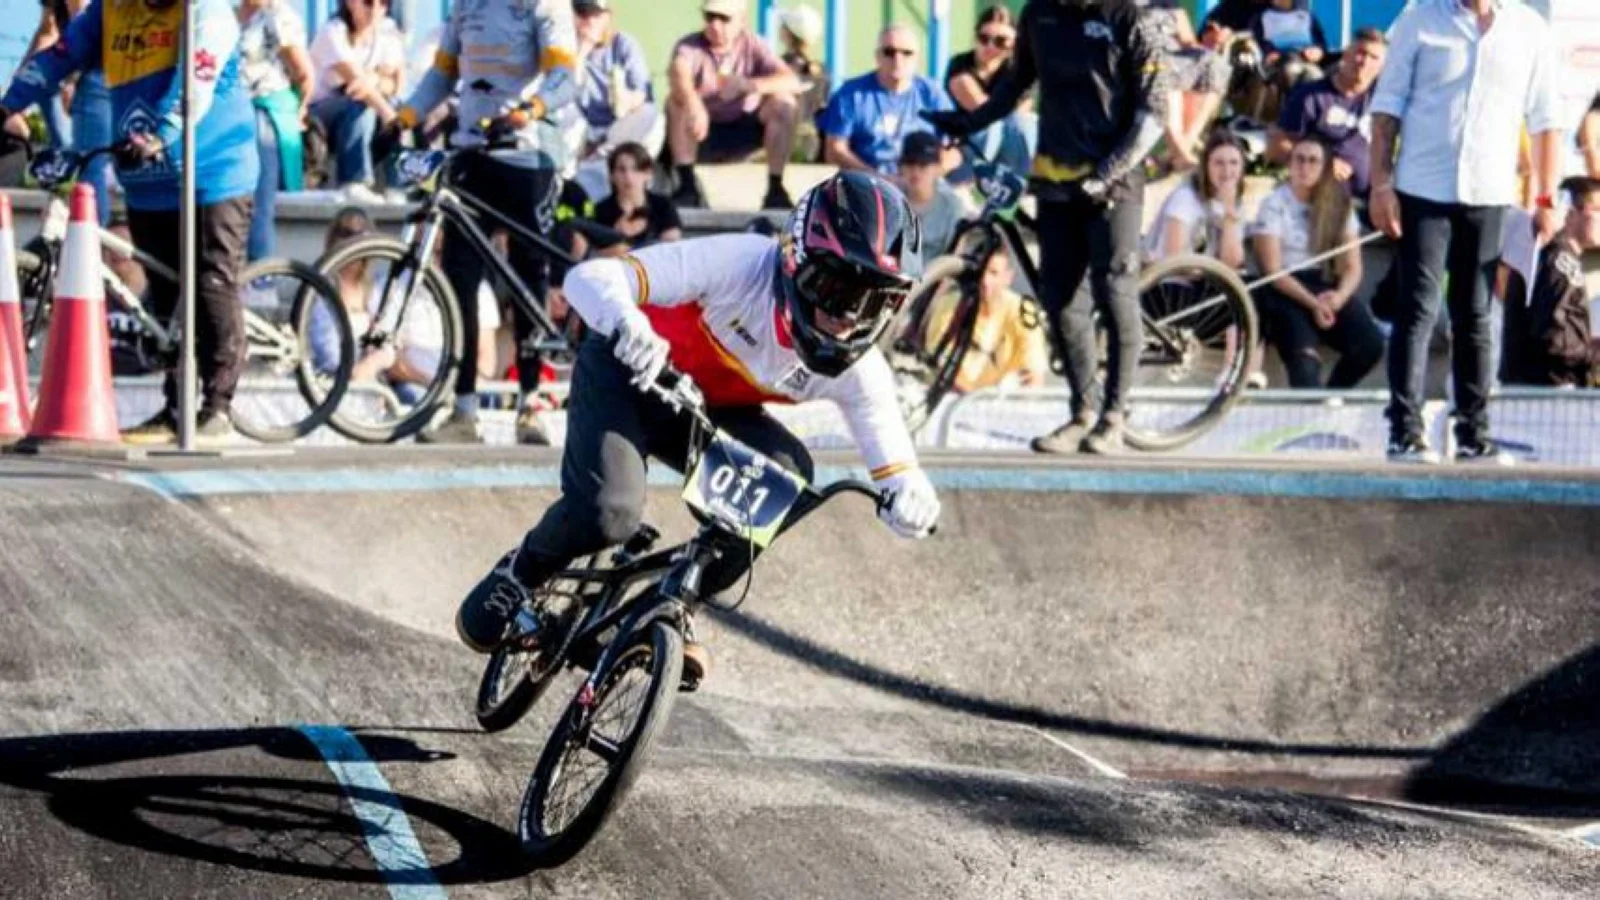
(926, 0, 1170, 454)
(1, 0, 259, 443)
(383, 0, 580, 444)
(1369, 0, 1561, 464)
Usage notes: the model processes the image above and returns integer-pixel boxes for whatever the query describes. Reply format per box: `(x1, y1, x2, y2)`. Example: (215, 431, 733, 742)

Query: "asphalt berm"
(0, 446, 1596, 898)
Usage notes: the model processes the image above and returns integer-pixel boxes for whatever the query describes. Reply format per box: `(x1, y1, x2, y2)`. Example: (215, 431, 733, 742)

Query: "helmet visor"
(793, 254, 912, 330)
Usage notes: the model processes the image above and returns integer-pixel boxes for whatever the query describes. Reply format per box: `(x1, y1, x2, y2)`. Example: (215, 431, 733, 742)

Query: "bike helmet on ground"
(778, 171, 923, 377)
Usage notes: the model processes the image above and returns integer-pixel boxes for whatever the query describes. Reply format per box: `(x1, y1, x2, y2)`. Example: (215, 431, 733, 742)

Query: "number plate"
(974, 161, 1026, 217)
(681, 433, 806, 549)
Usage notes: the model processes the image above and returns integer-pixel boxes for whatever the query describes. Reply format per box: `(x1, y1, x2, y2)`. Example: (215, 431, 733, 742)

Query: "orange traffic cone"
(0, 193, 27, 443)
(15, 184, 120, 451)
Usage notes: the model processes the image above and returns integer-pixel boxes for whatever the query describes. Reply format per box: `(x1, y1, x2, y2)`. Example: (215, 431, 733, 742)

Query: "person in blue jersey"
(0, 0, 260, 443)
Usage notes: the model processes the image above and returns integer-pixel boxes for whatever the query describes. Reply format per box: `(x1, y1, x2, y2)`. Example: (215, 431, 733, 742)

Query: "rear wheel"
(518, 619, 682, 866)
(231, 258, 353, 444)
(313, 235, 463, 444)
(881, 254, 978, 434)
(476, 578, 587, 733)
(1119, 254, 1259, 451)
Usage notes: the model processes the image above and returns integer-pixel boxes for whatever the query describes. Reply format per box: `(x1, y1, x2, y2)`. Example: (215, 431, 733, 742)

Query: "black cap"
(900, 131, 942, 166)
(574, 0, 610, 12)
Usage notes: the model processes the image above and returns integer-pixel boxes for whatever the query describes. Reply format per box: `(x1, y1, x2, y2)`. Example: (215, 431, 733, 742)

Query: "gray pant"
(514, 334, 814, 589)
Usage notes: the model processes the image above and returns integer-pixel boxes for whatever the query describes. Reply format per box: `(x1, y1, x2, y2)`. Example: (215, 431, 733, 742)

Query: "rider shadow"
(1405, 641, 1600, 817)
(0, 727, 535, 886)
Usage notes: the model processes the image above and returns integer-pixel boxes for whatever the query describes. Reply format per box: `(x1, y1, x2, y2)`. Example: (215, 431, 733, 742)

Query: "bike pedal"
(677, 674, 701, 694)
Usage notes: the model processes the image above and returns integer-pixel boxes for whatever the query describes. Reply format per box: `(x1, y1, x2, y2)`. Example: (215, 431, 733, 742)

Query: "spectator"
(1144, 133, 1248, 270)
(666, 0, 802, 210)
(1142, 0, 1231, 171)
(237, 0, 315, 262)
(570, 0, 660, 201)
(777, 5, 828, 161)
(1251, 136, 1384, 389)
(593, 142, 683, 250)
(1369, 0, 1561, 463)
(1251, 0, 1326, 81)
(922, 245, 1049, 393)
(821, 25, 955, 177)
(1268, 27, 1384, 199)
(945, 5, 1034, 177)
(1580, 92, 1600, 178)
(1500, 177, 1600, 387)
(23, 0, 115, 226)
(23, 0, 76, 150)
(898, 131, 971, 265)
(308, 0, 406, 198)
(1205, 0, 1268, 33)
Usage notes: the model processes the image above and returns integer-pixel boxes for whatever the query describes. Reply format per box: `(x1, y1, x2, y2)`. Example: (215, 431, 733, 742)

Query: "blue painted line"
(115, 463, 1600, 507)
(296, 725, 448, 900)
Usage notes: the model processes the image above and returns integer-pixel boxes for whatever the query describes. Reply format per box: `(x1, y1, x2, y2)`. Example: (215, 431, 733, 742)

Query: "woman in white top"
(308, 0, 407, 195)
(1251, 136, 1383, 388)
(237, 0, 314, 261)
(1144, 133, 1248, 269)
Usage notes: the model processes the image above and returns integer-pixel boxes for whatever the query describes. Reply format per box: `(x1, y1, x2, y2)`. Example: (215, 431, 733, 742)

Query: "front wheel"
(1119, 254, 1259, 452)
(517, 619, 683, 866)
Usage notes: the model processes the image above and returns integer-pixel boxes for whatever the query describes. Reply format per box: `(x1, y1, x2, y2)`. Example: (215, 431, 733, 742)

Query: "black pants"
(1257, 275, 1386, 389)
(127, 196, 252, 413)
(441, 151, 560, 397)
(1034, 190, 1144, 419)
(1387, 193, 1506, 442)
(513, 335, 814, 591)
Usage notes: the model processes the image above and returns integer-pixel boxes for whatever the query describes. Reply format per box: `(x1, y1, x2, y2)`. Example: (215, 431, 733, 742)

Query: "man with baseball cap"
(899, 131, 972, 266)
(667, 0, 802, 209)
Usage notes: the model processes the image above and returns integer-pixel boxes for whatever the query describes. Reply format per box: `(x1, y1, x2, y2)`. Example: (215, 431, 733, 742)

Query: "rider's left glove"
(877, 468, 939, 540)
(614, 309, 671, 391)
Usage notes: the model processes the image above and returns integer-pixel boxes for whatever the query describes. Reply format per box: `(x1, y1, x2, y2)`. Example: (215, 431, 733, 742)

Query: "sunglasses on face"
(703, 11, 730, 24)
(976, 32, 1013, 49)
(879, 46, 915, 59)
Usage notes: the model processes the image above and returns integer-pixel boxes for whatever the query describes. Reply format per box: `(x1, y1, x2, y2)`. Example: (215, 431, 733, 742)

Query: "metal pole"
(825, 0, 846, 103)
(757, 0, 778, 46)
(1341, 0, 1353, 47)
(177, 0, 197, 450)
(928, 0, 950, 82)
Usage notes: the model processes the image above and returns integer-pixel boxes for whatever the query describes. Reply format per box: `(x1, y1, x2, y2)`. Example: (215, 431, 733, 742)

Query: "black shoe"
(456, 550, 535, 653)
(1455, 437, 1514, 466)
(671, 181, 707, 209)
(121, 408, 178, 445)
(761, 182, 793, 210)
(419, 408, 483, 444)
(1386, 435, 1440, 465)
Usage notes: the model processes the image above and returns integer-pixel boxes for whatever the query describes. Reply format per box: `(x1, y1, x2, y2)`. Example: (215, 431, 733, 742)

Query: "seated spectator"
(1205, 0, 1268, 33)
(667, 0, 802, 210)
(237, 0, 315, 262)
(1268, 27, 1385, 200)
(1580, 92, 1600, 179)
(1142, 0, 1231, 171)
(1250, 136, 1383, 388)
(1144, 134, 1248, 270)
(1501, 177, 1600, 387)
(1252, 0, 1327, 91)
(593, 142, 683, 252)
(899, 132, 972, 265)
(777, 5, 828, 162)
(570, 0, 661, 202)
(308, 0, 406, 199)
(922, 245, 1049, 393)
(821, 25, 956, 177)
(945, 5, 1034, 178)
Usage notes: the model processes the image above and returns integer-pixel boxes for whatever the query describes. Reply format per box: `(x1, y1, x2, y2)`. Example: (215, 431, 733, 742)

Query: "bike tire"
(1122, 254, 1259, 452)
(475, 579, 588, 733)
(884, 254, 977, 434)
(312, 234, 464, 444)
(517, 618, 683, 866)
(231, 257, 354, 444)
(14, 247, 53, 367)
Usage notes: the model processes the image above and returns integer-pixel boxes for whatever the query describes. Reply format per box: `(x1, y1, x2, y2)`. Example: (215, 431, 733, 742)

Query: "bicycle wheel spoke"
(583, 732, 623, 764)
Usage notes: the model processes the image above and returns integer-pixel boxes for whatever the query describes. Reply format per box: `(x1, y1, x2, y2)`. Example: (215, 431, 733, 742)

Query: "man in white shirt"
(1369, 0, 1561, 464)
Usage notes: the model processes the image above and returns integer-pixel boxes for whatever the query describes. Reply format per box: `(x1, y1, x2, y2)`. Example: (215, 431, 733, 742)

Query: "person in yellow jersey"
(923, 246, 1049, 393)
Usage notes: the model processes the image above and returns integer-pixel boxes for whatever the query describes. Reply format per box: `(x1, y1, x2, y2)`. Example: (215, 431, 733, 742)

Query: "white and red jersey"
(562, 233, 920, 481)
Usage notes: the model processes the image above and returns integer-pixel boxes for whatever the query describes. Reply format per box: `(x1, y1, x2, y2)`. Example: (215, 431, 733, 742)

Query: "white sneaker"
(341, 183, 385, 206)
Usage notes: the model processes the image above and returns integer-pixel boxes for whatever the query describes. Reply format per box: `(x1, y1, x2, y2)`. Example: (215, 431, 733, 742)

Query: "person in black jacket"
(925, 0, 1170, 454)
(1501, 176, 1600, 387)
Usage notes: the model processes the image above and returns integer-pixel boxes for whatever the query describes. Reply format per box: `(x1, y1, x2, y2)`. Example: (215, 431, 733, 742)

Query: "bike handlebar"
(29, 145, 119, 189)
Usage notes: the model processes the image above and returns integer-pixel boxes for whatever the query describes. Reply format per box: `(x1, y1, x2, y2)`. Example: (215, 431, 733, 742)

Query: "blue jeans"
(43, 92, 69, 149)
(310, 94, 375, 186)
(248, 107, 278, 261)
(69, 71, 113, 227)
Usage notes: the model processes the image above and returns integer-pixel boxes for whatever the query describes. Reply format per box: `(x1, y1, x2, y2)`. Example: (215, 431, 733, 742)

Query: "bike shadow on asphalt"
(0, 726, 539, 886)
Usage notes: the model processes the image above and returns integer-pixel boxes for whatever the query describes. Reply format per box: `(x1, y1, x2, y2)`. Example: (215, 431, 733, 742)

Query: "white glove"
(877, 468, 940, 540)
(613, 311, 670, 390)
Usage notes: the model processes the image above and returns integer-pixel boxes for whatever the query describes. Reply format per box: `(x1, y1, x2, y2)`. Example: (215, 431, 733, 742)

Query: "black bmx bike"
(470, 365, 905, 865)
(883, 146, 1259, 450)
(312, 142, 622, 443)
